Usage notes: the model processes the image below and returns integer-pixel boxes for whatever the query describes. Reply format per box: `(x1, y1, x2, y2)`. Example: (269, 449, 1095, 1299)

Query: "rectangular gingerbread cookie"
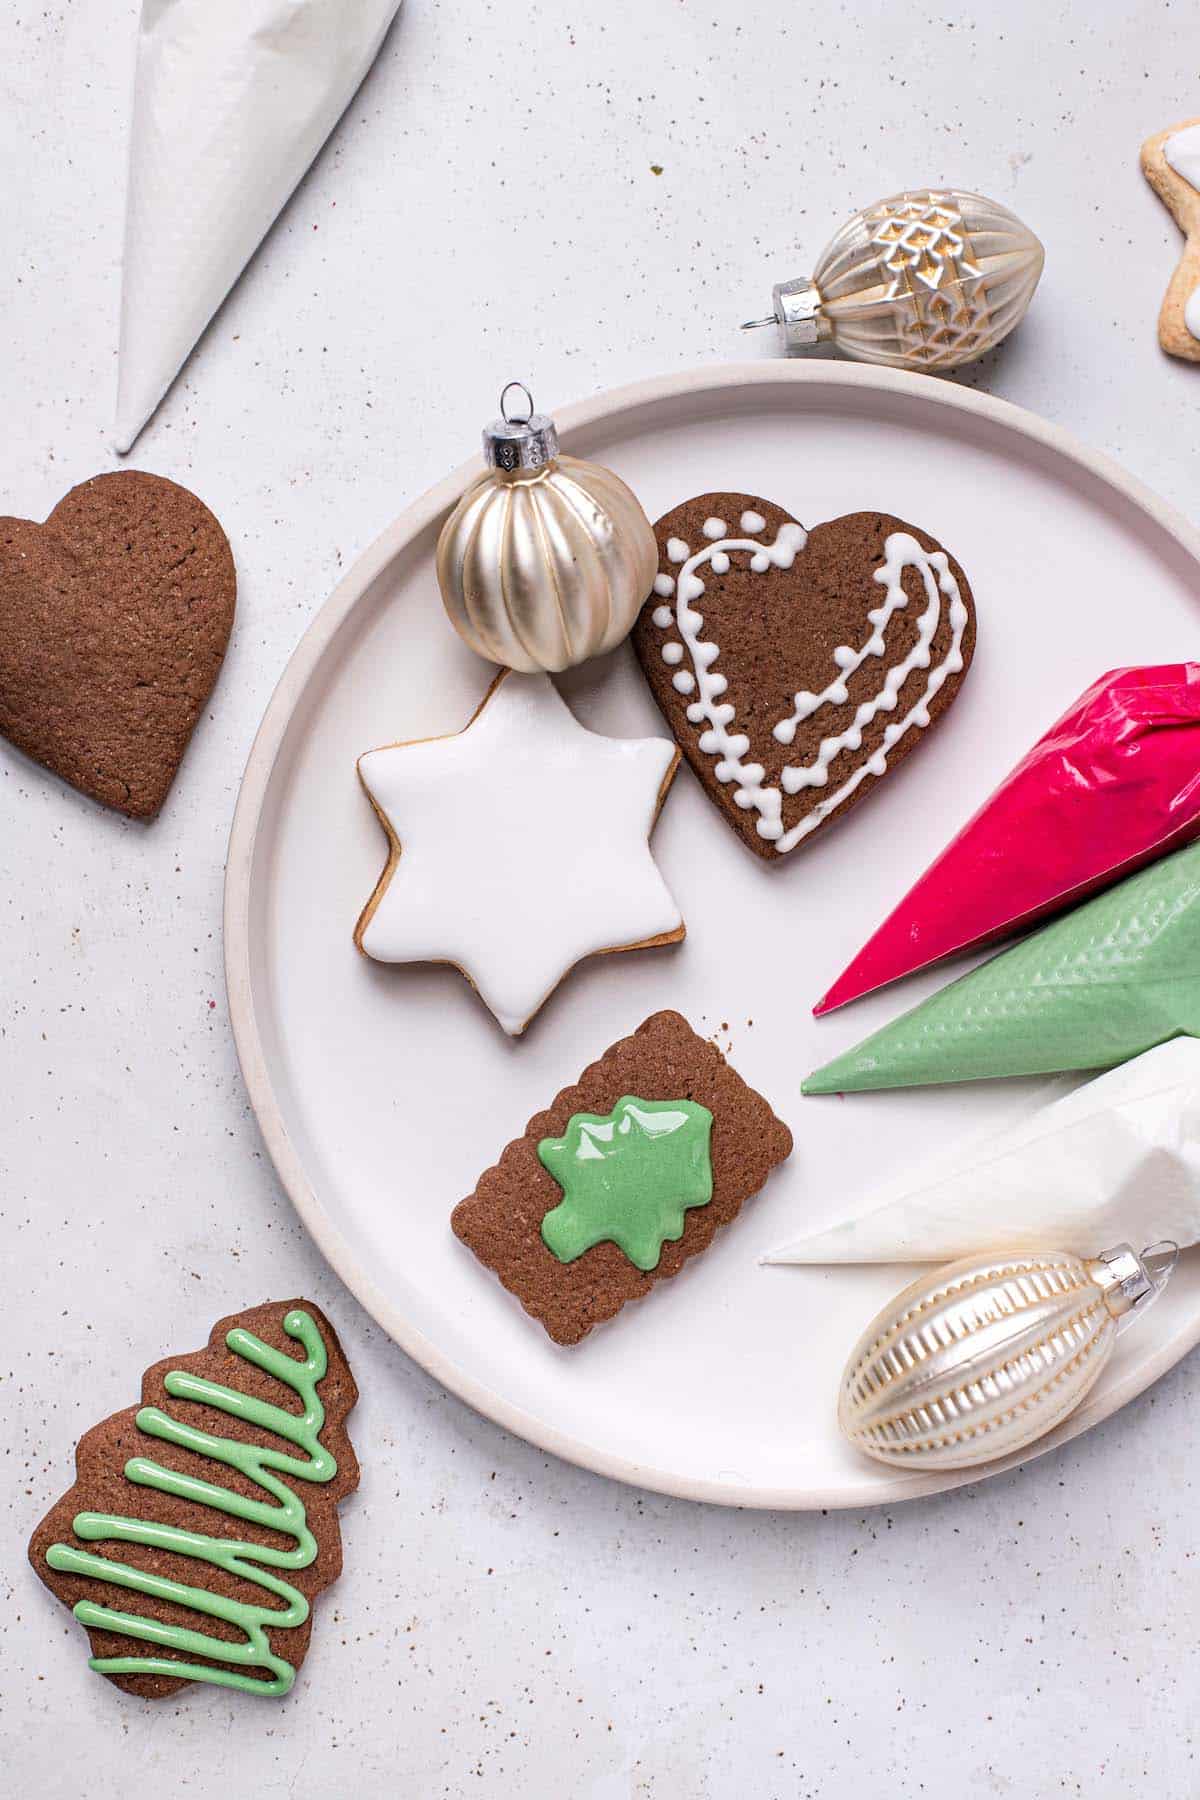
(451, 1010, 793, 1344)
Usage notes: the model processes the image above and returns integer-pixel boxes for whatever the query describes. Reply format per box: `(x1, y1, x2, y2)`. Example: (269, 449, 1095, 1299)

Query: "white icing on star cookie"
(649, 520, 969, 853)
(1165, 124, 1200, 340)
(354, 672, 684, 1035)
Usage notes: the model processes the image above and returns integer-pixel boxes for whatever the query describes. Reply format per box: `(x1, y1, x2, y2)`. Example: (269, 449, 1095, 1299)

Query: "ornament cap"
(1088, 1240, 1178, 1326)
(482, 382, 559, 473)
(742, 277, 827, 350)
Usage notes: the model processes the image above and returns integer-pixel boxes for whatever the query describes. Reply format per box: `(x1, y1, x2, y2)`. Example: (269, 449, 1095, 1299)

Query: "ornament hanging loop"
(499, 380, 536, 425)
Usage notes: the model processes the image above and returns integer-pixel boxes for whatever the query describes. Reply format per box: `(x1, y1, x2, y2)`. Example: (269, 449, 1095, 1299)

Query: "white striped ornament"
(838, 1244, 1174, 1472)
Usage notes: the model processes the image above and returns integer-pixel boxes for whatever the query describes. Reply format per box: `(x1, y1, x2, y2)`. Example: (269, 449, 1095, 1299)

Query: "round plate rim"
(224, 359, 1200, 1509)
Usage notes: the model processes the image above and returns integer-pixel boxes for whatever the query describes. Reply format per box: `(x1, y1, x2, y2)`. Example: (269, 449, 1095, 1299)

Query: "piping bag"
(771, 1037, 1200, 1263)
(115, 0, 404, 451)
(803, 837, 1200, 1094)
(817, 665, 1200, 1014)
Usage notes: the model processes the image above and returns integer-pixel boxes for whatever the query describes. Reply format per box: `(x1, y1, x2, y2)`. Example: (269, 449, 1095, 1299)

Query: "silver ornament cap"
(1090, 1239, 1178, 1323)
(482, 381, 559, 473)
(742, 277, 828, 350)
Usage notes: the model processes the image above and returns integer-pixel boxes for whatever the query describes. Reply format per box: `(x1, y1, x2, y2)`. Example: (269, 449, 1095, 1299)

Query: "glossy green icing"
(45, 1308, 336, 1697)
(539, 1094, 714, 1271)
(804, 838, 1200, 1094)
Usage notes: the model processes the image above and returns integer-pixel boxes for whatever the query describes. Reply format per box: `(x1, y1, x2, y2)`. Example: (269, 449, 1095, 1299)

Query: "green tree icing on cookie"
(538, 1095, 714, 1271)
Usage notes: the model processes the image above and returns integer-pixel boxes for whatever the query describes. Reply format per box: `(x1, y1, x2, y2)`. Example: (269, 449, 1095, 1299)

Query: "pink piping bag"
(817, 664, 1200, 1015)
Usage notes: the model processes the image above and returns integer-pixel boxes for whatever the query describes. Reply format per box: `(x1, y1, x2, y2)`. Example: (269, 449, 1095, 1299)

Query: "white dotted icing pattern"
(652, 521, 969, 853)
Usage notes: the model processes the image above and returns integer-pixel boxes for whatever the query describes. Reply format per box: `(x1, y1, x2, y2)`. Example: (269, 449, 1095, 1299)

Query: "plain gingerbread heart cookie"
(631, 493, 976, 862)
(0, 470, 236, 817)
(1141, 118, 1200, 364)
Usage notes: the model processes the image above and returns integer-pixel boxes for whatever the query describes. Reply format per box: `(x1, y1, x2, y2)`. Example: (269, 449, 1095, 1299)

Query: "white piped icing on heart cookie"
(640, 503, 974, 858)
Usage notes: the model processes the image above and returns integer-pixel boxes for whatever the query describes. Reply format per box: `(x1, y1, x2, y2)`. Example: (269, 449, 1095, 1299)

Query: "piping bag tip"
(113, 388, 156, 457)
(801, 1073, 843, 1097)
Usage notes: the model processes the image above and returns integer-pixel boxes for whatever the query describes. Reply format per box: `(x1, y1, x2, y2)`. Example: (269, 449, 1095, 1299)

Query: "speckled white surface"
(3, 3, 1200, 1794)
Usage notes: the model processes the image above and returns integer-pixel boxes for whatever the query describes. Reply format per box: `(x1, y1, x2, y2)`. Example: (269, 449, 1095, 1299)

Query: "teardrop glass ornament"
(838, 1241, 1173, 1472)
(745, 188, 1044, 373)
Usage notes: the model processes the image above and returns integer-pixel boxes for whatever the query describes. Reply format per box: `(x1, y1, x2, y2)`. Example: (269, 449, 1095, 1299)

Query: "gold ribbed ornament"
(839, 1241, 1176, 1472)
(744, 188, 1044, 372)
(436, 383, 657, 674)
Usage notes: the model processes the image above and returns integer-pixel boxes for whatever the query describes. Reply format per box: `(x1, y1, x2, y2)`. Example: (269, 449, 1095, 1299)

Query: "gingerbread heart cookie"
(1141, 119, 1200, 364)
(631, 493, 976, 861)
(0, 470, 236, 817)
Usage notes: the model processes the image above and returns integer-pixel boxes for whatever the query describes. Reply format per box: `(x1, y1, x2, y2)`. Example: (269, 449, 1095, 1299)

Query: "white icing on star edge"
(1165, 124, 1200, 342)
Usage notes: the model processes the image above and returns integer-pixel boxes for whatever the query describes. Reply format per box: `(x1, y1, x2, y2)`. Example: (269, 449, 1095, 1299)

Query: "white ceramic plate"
(225, 362, 1200, 1509)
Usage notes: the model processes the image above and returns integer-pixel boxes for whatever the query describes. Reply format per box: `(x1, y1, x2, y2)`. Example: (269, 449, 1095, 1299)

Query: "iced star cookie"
(452, 1009, 793, 1343)
(354, 671, 684, 1035)
(29, 1300, 359, 1699)
(631, 494, 976, 861)
(1142, 119, 1200, 363)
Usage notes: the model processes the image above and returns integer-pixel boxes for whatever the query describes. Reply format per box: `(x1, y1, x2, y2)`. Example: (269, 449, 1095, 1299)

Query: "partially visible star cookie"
(1142, 118, 1200, 363)
(354, 672, 684, 1034)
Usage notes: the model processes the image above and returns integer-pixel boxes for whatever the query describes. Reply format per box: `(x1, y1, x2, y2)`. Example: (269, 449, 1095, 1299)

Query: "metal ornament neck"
(1088, 1241, 1178, 1327)
(482, 383, 559, 472)
(741, 276, 827, 350)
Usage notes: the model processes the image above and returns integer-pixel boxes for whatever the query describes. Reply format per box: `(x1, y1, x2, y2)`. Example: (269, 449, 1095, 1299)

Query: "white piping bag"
(765, 1036, 1200, 1264)
(115, 0, 404, 451)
